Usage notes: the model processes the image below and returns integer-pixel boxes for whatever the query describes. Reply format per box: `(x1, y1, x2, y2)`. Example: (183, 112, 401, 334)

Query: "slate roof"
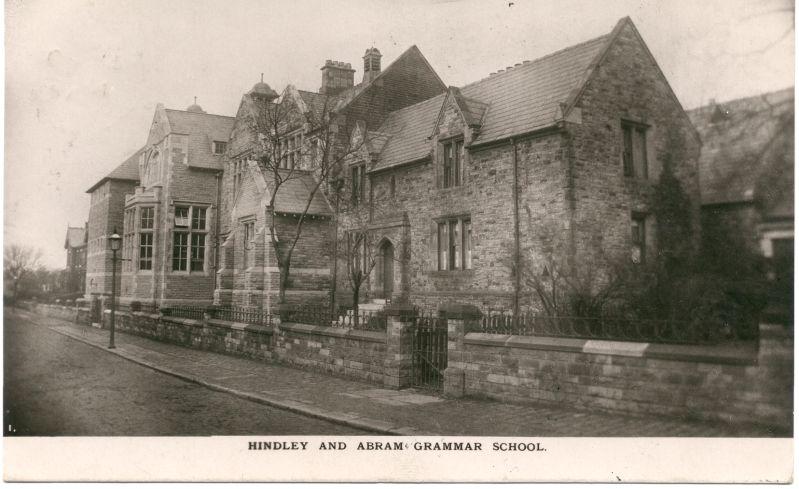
(370, 31, 610, 171)
(164, 109, 235, 170)
(462, 34, 609, 143)
(298, 90, 344, 124)
(371, 94, 446, 171)
(333, 45, 446, 113)
(688, 88, 794, 217)
(268, 170, 332, 216)
(64, 227, 86, 249)
(85, 147, 143, 193)
(450, 87, 489, 128)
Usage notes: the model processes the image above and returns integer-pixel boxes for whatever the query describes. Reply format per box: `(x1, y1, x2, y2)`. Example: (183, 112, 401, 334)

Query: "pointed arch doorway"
(376, 239, 394, 300)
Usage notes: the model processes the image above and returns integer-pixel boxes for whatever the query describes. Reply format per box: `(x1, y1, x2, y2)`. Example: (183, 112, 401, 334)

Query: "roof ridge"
(460, 33, 610, 90)
(382, 92, 446, 119)
(688, 87, 795, 112)
(164, 108, 235, 119)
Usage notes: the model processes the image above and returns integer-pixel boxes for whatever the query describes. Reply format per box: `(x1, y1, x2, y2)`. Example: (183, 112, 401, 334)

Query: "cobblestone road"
(8, 308, 788, 437)
(4, 308, 367, 435)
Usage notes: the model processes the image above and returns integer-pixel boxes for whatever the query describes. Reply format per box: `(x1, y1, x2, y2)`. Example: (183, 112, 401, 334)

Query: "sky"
(4, 0, 795, 269)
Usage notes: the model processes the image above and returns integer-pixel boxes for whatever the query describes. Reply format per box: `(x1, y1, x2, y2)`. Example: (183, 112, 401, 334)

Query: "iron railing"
(208, 306, 271, 326)
(470, 312, 728, 345)
(126, 302, 160, 314)
(160, 305, 207, 321)
(280, 304, 387, 332)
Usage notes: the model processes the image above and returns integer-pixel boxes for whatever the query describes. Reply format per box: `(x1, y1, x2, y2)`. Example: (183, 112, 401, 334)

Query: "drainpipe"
(213, 170, 222, 296)
(511, 138, 520, 318)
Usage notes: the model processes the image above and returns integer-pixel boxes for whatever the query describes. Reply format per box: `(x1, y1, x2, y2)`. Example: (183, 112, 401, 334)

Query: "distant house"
(688, 88, 794, 300)
(85, 148, 142, 298)
(63, 225, 87, 295)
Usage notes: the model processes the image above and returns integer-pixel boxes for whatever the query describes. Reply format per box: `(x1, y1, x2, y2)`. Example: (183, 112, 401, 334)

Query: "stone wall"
(567, 20, 702, 267)
(29, 302, 791, 428)
(102, 310, 274, 362)
(444, 319, 793, 430)
(275, 321, 388, 383)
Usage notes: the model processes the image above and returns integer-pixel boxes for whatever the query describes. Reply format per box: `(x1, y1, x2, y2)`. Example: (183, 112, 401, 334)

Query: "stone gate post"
(383, 304, 416, 388)
(440, 303, 482, 398)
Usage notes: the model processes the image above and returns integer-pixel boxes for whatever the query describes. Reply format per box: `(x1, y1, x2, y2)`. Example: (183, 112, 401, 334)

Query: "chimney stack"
(362, 47, 382, 84)
(320, 60, 355, 95)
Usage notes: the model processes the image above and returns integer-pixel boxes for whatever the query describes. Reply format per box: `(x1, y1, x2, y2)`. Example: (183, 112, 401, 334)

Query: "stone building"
(119, 103, 234, 306)
(85, 149, 141, 298)
(215, 45, 446, 310)
(63, 225, 87, 295)
(689, 88, 794, 306)
(334, 16, 701, 314)
(84, 17, 703, 316)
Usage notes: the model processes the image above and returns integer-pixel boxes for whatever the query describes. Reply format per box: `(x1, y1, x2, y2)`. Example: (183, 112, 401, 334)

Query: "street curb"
(48, 326, 420, 436)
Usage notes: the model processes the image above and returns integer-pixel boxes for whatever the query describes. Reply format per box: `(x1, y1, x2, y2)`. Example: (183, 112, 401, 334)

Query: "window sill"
(169, 271, 210, 277)
(623, 176, 653, 184)
(437, 185, 465, 193)
(429, 269, 475, 278)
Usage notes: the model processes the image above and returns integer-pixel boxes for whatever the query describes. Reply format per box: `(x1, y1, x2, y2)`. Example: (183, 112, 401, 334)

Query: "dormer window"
(213, 141, 227, 155)
(442, 140, 463, 188)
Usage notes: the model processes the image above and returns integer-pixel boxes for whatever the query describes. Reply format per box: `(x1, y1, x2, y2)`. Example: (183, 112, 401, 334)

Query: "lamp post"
(108, 229, 122, 349)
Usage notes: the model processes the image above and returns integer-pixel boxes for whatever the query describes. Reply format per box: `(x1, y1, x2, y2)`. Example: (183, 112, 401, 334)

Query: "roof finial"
(261, 73, 264, 83)
(194, 96, 197, 105)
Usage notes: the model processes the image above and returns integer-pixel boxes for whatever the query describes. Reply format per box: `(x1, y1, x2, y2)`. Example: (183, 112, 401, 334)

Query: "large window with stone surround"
(437, 216, 472, 271)
(172, 205, 207, 272)
(138, 207, 154, 270)
(442, 139, 463, 188)
(232, 157, 247, 197)
(123, 208, 136, 272)
(279, 132, 303, 170)
(351, 163, 366, 206)
(622, 121, 648, 179)
(242, 220, 255, 270)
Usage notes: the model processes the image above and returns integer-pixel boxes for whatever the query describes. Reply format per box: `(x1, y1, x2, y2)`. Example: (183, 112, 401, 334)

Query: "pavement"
(19, 308, 787, 437)
(4, 309, 367, 436)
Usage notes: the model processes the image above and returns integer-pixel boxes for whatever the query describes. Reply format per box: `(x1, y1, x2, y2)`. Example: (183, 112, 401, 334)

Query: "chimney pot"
(320, 59, 355, 95)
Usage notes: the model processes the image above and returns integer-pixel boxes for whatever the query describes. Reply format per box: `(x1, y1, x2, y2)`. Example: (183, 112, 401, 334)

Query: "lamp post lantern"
(108, 228, 122, 349)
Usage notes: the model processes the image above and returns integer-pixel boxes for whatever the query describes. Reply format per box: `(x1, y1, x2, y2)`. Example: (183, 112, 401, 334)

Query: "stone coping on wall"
(206, 319, 273, 335)
(102, 310, 273, 335)
(280, 321, 387, 344)
(464, 333, 758, 366)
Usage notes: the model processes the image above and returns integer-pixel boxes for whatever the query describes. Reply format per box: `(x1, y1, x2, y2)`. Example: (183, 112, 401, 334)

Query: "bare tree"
(250, 88, 369, 306)
(339, 210, 384, 327)
(4, 244, 42, 306)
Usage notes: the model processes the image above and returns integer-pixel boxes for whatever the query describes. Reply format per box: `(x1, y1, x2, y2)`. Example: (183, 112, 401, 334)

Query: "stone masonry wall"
(567, 21, 702, 267)
(275, 321, 387, 384)
(448, 323, 792, 429)
(101, 310, 274, 362)
(345, 129, 569, 315)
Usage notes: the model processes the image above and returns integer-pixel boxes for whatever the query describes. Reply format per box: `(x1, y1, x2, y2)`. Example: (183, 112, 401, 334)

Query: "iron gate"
(410, 315, 448, 390)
